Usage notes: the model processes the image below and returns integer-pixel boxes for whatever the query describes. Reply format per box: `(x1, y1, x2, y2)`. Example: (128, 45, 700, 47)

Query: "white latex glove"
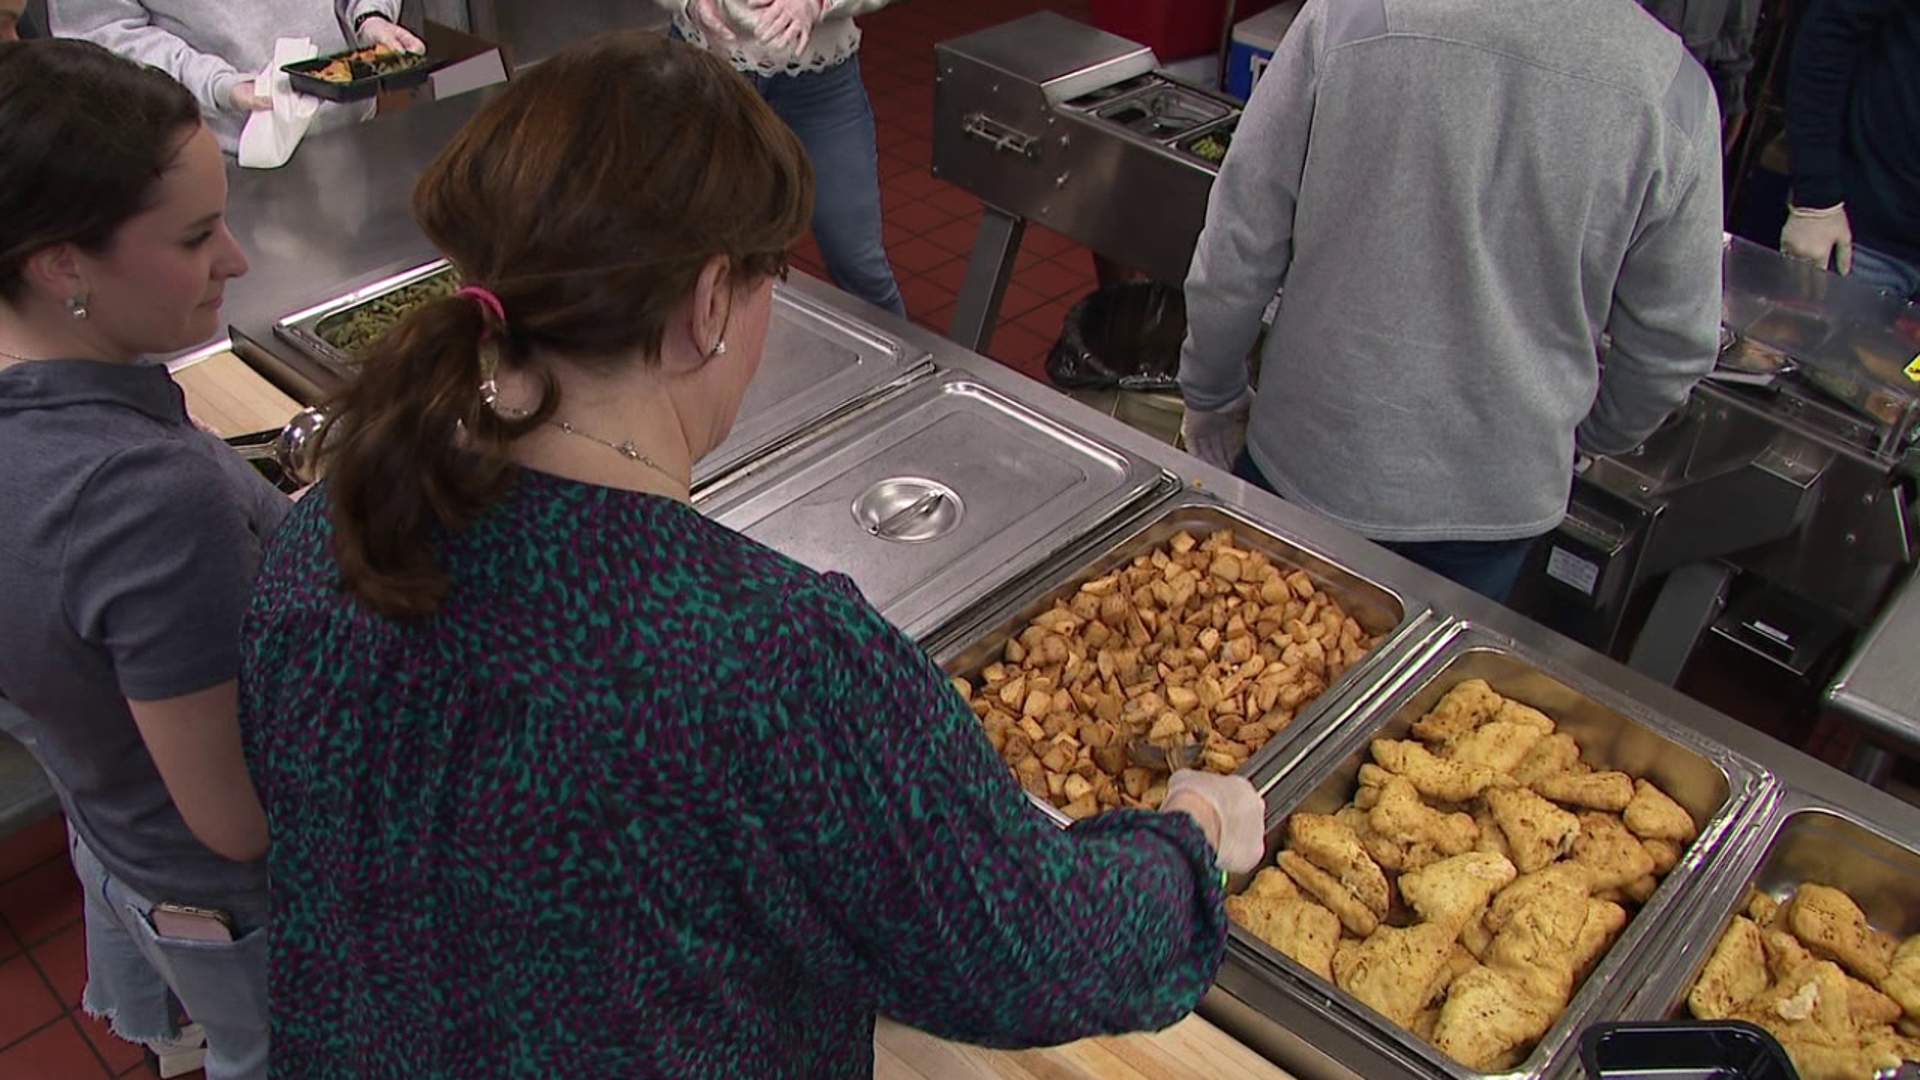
(687, 0, 742, 46)
(229, 79, 273, 112)
(1781, 203, 1853, 274)
(1179, 389, 1252, 471)
(358, 16, 425, 53)
(1161, 769, 1265, 874)
(751, 0, 824, 56)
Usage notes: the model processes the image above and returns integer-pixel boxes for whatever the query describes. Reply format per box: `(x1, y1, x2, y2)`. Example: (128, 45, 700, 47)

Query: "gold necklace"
(550, 419, 681, 487)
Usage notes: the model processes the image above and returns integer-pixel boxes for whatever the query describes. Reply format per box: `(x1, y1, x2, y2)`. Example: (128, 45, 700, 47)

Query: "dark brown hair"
(322, 30, 814, 620)
(0, 39, 202, 303)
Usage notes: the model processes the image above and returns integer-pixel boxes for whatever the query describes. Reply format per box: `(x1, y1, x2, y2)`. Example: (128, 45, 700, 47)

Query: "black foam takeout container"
(1580, 1021, 1800, 1080)
(283, 48, 435, 103)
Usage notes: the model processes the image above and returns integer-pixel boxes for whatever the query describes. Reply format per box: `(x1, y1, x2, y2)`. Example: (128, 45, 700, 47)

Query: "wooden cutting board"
(170, 351, 305, 438)
(874, 1015, 1295, 1080)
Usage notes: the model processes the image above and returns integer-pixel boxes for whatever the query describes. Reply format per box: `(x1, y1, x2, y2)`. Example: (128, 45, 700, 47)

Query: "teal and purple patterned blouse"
(239, 468, 1228, 1079)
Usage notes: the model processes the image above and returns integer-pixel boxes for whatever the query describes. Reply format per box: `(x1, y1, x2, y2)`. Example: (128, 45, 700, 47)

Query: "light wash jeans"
(749, 55, 907, 317)
(1850, 244, 1920, 302)
(70, 829, 269, 1080)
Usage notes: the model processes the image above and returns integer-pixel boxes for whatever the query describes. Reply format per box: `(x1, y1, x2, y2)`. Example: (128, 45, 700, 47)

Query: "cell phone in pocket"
(149, 903, 235, 943)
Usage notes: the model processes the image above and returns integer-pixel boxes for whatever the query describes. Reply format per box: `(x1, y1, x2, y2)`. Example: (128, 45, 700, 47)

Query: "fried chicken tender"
(1644, 838, 1682, 876)
(1398, 852, 1518, 933)
(1330, 922, 1456, 1027)
(1570, 812, 1657, 891)
(1288, 813, 1391, 918)
(1487, 863, 1593, 932)
(1570, 899, 1628, 982)
(1763, 927, 1817, 981)
(1370, 738, 1502, 804)
(1787, 1040, 1915, 1080)
(1511, 733, 1583, 786)
(1460, 912, 1494, 959)
(1369, 775, 1478, 856)
(1879, 935, 1920, 1021)
(1228, 891, 1343, 980)
(1622, 778, 1696, 842)
(1846, 975, 1903, 1027)
(1691, 916, 1770, 1020)
(1243, 866, 1299, 902)
(1494, 699, 1557, 735)
(1445, 719, 1549, 776)
(1432, 965, 1556, 1070)
(1484, 786, 1582, 873)
(1411, 679, 1505, 745)
(1279, 850, 1378, 937)
(1736, 960, 1856, 1053)
(1787, 883, 1893, 982)
(1472, 803, 1514, 862)
(1746, 889, 1783, 928)
(1486, 889, 1591, 1007)
(1532, 770, 1636, 813)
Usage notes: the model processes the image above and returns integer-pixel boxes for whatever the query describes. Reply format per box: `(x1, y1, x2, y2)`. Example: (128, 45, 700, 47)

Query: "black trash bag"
(1045, 282, 1188, 392)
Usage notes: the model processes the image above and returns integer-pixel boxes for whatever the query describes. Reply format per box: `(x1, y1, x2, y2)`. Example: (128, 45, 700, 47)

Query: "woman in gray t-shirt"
(0, 39, 285, 1080)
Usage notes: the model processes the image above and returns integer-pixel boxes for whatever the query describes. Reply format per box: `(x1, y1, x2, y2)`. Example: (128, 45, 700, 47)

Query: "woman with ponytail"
(241, 30, 1263, 1079)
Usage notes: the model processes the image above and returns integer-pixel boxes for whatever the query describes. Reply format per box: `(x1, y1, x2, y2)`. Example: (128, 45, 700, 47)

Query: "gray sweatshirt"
(52, 0, 400, 153)
(1180, 0, 1723, 543)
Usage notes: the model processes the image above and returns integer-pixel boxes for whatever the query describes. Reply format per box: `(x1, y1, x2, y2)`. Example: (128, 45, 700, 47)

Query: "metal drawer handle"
(869, 490, 946, 539)
(960, 112, 1039, 159)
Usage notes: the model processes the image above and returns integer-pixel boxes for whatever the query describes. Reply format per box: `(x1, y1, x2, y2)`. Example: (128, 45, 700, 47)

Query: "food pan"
(284, 46, 437, 103)
(1623, 801, 1920, 1053)
(931, 489, 1434, 825)
(1214, 633, 1768, 1080)
(273, 260, 457, 369)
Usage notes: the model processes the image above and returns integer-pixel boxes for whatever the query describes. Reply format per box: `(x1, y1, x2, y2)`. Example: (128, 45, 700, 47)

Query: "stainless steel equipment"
(1211, 630, 1770, 1080)
(1826, 564, 1920, 785)
(1516, 237, 1920, 712)
(929, 489, 1441, 823)
(696, 372, 1177, 640)
(268, 259, 935, 493)
(933, 13, 1242, 352)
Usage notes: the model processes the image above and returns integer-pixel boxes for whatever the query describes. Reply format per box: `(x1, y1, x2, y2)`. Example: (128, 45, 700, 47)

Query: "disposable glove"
(751, 0, 825, 57)
(1781, 203, 1853, 274)
(1178, 389, 1252, 471)
(358, 16, 424, 53)
(1161, 769, 1265, 874)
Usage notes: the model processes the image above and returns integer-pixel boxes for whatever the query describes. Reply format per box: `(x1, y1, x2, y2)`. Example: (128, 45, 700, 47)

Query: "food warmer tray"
(271, 260, 935, 490)
(1205, 629, 1774, 1080)
(696, 371, 1178, 643)
(928, 488, 1447, 825)
(1603, 793, 1920, 1080)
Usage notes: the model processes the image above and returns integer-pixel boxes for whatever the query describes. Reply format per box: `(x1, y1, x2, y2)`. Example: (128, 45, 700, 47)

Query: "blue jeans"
(1850, 245, 1920, 302)
(1231, 450, 1537, 603)
(71, 829, 269, 1080)
(749, 57, 906, 317)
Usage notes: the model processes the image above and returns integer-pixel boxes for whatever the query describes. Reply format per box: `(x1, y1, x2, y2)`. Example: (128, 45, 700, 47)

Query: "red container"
(1088, 0, 1289, 63)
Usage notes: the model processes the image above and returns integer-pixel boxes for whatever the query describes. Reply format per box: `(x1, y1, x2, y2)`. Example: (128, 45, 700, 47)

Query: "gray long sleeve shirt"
(1180, 0, 1723, 543)
(51, 0, 400, 153)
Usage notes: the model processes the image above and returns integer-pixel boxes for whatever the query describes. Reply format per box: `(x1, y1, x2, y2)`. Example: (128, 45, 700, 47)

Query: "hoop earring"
(67, 293, 89, 321)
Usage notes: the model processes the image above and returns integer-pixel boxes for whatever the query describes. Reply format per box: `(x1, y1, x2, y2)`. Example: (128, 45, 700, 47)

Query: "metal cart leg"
(1627, 562, 1733, 685)
(947, 206, 1025, 355)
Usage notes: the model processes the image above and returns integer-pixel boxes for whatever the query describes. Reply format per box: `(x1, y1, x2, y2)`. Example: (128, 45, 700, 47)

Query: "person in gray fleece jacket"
(1178, 0, 1724, 602)
(51, 0, 418, 154)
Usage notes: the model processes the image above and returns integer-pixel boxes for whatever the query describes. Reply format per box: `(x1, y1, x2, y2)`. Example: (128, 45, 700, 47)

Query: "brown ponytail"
(318, 30, 813, 620)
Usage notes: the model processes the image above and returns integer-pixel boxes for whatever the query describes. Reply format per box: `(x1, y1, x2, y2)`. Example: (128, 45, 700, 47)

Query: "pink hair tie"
(454, 285, 507, 337)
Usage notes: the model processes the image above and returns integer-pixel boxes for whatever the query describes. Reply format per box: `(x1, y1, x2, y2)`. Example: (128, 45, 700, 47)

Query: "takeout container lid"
(283, 48, 438, 103)
(1579, 1021, 1800, 1080)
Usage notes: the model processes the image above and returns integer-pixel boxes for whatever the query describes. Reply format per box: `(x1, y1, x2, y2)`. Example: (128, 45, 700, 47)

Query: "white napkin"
(238, 37, 323, 170)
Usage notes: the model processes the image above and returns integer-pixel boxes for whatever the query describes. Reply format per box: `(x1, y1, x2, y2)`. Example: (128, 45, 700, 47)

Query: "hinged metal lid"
(700, 373, 1175, 639)
(936, 11, 1156, 105)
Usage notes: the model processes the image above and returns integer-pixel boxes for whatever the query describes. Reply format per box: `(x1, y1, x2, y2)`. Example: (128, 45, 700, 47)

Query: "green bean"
(314, 270, 461, 356)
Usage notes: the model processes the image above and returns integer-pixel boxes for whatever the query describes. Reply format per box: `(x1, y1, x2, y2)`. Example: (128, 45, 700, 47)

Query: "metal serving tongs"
(226, 407, 326, 492)
(1126, 739, 1202, 772)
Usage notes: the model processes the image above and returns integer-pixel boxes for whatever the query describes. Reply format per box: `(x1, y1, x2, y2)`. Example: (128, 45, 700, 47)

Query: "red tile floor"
(3, 0, 1911, 1073)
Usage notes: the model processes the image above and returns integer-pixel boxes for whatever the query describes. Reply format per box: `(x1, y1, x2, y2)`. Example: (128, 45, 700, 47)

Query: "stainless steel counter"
(1826, 562, 1920, 782)
(468, 0, 670, 70)
(218, 92, 489, 399)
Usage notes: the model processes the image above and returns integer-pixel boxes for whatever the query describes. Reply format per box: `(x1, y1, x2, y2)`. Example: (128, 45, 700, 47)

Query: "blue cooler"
(1225, 0, 1304, 100)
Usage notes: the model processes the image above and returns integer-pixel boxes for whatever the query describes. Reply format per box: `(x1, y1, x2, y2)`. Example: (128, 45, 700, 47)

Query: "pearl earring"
(67, 293, 89, 321)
